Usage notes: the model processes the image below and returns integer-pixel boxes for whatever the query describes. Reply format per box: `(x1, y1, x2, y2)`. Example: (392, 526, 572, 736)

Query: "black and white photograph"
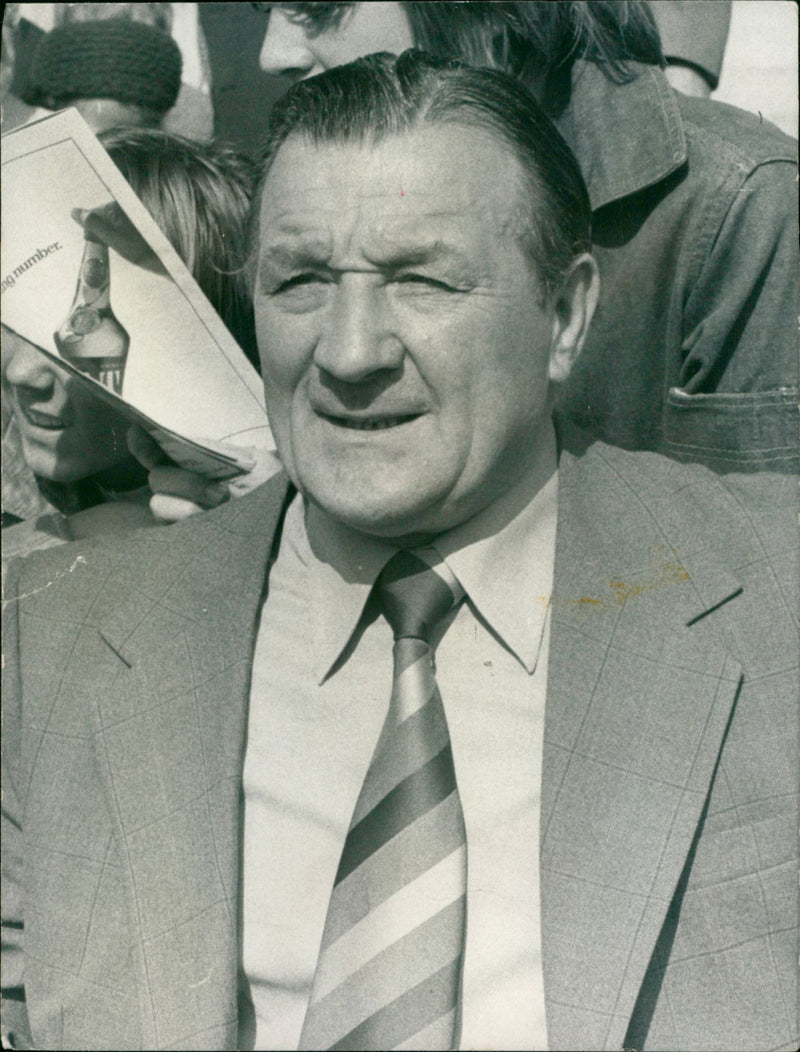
(1, 3, 797, 1050)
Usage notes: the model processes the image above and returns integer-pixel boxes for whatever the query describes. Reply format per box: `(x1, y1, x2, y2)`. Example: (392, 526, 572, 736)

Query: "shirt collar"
(555, 61, 687, 211)
(302, 498, 397, 685)
(302, 424, 558, 682)
(431, 426, 557, 674)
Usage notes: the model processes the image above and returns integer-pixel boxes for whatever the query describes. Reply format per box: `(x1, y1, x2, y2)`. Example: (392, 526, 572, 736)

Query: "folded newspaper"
(1, 108, 273, 480)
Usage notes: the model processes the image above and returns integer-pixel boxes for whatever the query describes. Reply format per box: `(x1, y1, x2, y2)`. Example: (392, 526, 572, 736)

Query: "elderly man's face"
(255, 124, 580, 542)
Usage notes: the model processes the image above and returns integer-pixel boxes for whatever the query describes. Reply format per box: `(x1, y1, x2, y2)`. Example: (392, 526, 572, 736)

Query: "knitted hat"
(28, 19, 182, 114)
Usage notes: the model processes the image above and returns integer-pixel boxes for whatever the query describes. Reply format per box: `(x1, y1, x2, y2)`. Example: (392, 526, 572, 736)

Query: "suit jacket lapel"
(53, 446, 748, 1049)
(541, 443, 744, 1052)
(89, 476, 291, 1050)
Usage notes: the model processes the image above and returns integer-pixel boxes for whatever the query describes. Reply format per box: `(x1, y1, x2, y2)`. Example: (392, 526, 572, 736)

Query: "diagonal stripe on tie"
(322, 792, 467, 946)
(302, 898, 465, 1049)
(350, 692, 450, 826)
(334, 745, 457, 885)
(313, 843, 467, 1000)
(300, 550, 467, 1051)
(393, 637, 432, 679)
(394, 1009, 457, 1050)
(327, 958, 464, 1051)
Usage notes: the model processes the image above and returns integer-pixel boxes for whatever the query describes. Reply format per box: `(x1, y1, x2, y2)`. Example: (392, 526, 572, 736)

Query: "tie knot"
(374, 550, 462, 641)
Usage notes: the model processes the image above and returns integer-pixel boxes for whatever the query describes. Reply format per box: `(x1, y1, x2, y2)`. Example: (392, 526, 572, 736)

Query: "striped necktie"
(299, 549, 467, 1051)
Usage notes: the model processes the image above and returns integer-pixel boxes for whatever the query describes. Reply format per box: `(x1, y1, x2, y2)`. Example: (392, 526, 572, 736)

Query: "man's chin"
(302, 483, 446, 544)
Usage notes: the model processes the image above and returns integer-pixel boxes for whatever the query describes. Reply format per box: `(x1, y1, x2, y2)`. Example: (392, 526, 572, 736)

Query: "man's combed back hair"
(255, 49, 591, 298)
(265, 2, 662, 111)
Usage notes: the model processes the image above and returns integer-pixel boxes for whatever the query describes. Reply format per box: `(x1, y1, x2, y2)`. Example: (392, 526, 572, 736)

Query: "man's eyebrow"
(259, 239, 332, 268)
(257, 236, 478, 286)
(257, 238, 333, 291)
(364, 239, 476, 272)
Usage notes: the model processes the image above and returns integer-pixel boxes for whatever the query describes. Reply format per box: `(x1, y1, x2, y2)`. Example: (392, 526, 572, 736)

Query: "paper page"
(1, 108, 273, 478)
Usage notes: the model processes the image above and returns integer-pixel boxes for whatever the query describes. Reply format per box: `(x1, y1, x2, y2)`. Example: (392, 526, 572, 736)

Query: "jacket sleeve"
(664, 155, 799, 471)
(1, 560, 34, 1050)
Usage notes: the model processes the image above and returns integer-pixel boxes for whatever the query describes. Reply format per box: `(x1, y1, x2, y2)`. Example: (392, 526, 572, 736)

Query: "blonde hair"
(100, 127, 259, 365)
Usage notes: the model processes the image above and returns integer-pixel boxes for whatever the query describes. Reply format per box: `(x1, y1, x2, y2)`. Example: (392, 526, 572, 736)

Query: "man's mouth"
(323, 413, 422, 431)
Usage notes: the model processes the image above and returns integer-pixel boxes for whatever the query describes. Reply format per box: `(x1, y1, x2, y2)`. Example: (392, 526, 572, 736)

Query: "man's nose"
(313, 279, 404, 383)
(258, 8, 316, 77)
(3, 338, 56, 391)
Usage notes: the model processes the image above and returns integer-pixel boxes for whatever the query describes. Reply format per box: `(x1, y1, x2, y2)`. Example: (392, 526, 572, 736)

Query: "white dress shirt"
(239, 428, 558, 1051)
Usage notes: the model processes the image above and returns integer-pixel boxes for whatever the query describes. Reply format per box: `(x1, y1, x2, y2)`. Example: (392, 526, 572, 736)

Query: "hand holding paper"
(127, 426, 282, 522)
(71, 202, 166, 274)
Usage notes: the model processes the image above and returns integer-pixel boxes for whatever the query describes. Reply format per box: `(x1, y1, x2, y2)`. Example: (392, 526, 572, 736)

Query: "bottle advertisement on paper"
(1, 108, 273, 480)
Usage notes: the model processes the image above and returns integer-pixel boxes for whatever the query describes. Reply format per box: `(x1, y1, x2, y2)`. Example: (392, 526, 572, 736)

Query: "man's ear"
(547, 253, 600, 383)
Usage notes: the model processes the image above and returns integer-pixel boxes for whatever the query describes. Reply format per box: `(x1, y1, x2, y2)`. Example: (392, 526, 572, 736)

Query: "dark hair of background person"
(252, 49, 591, 301)
(99, 127, 260, 367)
(255, 1, 663, 112)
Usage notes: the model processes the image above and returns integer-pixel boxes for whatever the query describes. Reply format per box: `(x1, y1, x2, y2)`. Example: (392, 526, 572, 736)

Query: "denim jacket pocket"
(663, 387, 799, 472)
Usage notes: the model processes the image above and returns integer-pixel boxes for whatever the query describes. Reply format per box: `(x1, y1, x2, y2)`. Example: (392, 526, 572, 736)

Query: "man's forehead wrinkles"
(261, 217, 474, 263)
(263, 188, 510, 222)
(258, 190, 525, 274)
(360, 235, 469, 269)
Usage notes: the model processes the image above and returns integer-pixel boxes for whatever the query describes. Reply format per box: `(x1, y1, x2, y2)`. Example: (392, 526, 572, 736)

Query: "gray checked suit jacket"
(2, 439, 797, 1051)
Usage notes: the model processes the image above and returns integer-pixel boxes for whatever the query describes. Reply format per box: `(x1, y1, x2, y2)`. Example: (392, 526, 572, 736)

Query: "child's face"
(2, 325, 135, 485)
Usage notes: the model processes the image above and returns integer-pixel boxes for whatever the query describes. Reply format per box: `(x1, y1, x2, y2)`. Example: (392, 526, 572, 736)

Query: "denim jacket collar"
(555, 61, 688, 211)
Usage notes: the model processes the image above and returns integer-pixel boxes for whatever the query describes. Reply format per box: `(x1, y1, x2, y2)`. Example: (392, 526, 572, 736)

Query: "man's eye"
(394, 274, 458, 292)
(273, 273, 326, 294)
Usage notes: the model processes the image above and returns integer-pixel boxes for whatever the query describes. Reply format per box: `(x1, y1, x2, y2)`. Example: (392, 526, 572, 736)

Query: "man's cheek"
(260, 333, 307, 389)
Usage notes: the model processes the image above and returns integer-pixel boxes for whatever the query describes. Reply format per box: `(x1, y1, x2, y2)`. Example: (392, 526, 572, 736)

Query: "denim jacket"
(554, 62, 798, 472)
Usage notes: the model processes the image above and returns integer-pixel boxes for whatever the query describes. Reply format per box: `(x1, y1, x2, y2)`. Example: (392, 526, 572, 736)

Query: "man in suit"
(2, 51, 797, 1052)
